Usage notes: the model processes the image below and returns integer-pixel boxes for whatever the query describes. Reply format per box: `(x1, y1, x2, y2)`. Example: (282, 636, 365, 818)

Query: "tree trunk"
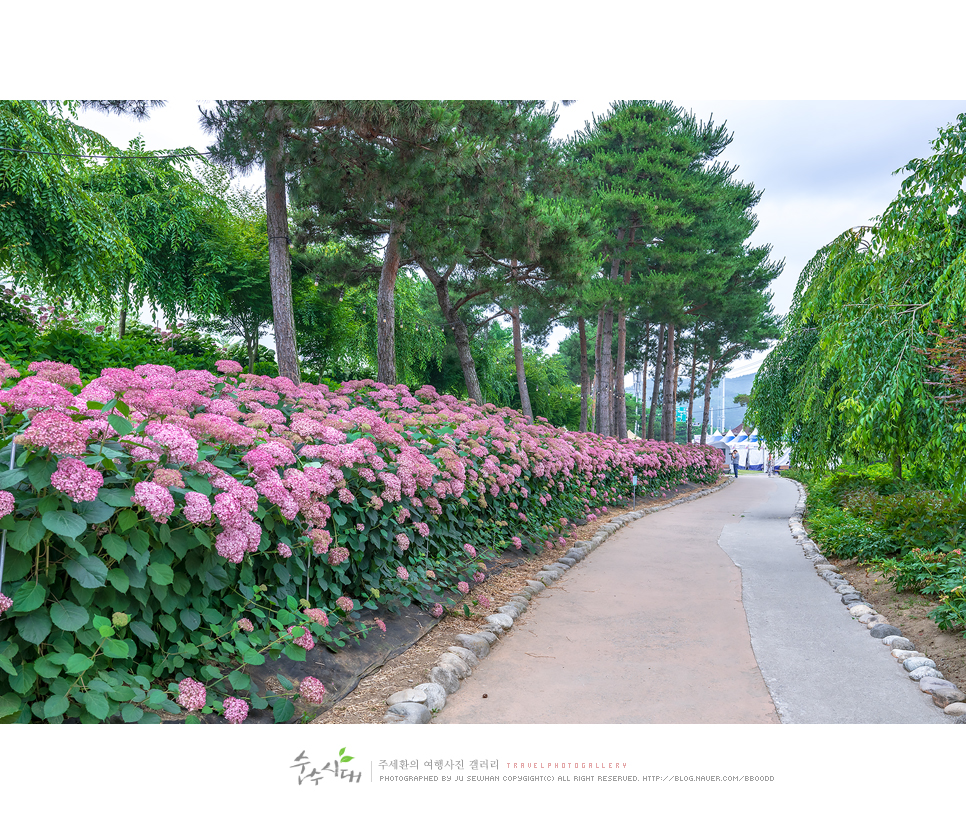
(593, 310, 603, 433)
(686, 337, 698, 444)
(639, 322, 650, 437)
(647, 323, 665, 440)
(421, 259, 483, 404)
(452, 316, 483, 404)
(511, 303, 533, 423)
(661, 323, 676, 443)
(599, 307, 615, 437)
(265, 147, 300, 384)
(700, 356, 715, 445)
(616, 312, 627, 439)
(578, 316, 589, 433)
(615, 229, 633, 440)
(377, 216, 403, 386)
(119, 274, 131, 338)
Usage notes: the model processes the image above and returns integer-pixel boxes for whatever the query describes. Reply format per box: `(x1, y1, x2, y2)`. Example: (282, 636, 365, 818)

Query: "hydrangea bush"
(0, 358, 720, 723)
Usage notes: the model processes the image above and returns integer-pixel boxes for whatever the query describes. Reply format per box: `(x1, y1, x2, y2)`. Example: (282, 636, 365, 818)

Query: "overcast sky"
(75, 98, 966, 376)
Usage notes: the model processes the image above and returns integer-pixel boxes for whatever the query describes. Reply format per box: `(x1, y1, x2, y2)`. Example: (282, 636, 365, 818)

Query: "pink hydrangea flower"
(457, 581, 470, 594)
(0, 490, 15, 518)
(28, 360, 81, 388)
(395, 533, 410, 551)
(336, 596, 354, 612)
(215, 359, 244, 375)
(287, 625, 315, 650)
(223, 696, 249, 724)
(152, 467, 185, 489)
(479, 595, 491, 610)
(177, 678, 206, 711)
(237, 618, 254, 633)
(425, 569, 436, 580)
(19, 409, 88, 455)
(132, 481, 175, 524)
(50, 457, 103, 503)
(327, 546, 349, 566)
(277, 543, 293, 558)
(300, 676, 326, 705)
(374, 618, 387, 632)
(305, 608, 329, 626)
(463, 543, 476, 557)
(396, 566, 409, 580)
(511, 536, 522, 549)
(473, 570, 485, 583)
(430, 603, 444, 618)
(183, 491, 213, 525)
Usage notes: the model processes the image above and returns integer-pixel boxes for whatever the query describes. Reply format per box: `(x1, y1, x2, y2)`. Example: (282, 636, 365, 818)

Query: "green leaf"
(63, 555, 108, 589)
(50, 600, 90, 632)
(0, 547, 31, 582)
(75, 498, 116, 524)
(0, 468, 28, 489)
(107, 567, 130, 593)
(272, 697, 295, 723)
(129, 620, 158, 645)
(16, 609, 52, 645)
(0, 654, 18, 676)
(183, 474, 212, 495)
(101, 533, 128, 560)
(83, 691, 110, 720)
(128, 528, 150, 554)
(147, 562, 174, 586)
(101, 638, 131, 660)
(65, 653, 94, 675)
(117, 509, 138, 531)
(228, 670, 250, 691)
(107, 414, 134, 436)
(11, 581, 46, 613)
(239, 649, 265, 666)
(282, 643, 307, 662)
(43, 694, 70, 720)
(0, 693, 22, 719)
(145, 689, 168, 710)
(179, 608, 201, 630)
(41, 510, 87, 539)
(200, 664, 224, 682)
(120, 703, 143, 723)
(98, 488, 135, 508)
(27, 458, 58, 490)
(193, 528, 212, 549)
(108, 686, 137, 703)
(8, 518, 47, 552)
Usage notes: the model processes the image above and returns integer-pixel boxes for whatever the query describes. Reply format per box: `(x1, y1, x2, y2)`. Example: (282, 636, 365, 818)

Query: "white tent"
(742, 430, 766, 470)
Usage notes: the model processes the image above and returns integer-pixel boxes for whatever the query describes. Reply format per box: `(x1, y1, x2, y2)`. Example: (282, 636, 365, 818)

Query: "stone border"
(382, 476, 737, 723)
(787, 480, 966, 721)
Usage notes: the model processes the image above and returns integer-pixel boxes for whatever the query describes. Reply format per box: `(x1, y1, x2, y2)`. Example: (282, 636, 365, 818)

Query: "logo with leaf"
(339, 747, 354, 764)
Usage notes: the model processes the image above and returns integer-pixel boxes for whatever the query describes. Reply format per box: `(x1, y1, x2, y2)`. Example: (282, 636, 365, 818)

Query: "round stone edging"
(382, 476, 737, 724)
(787, 480, 966, 723)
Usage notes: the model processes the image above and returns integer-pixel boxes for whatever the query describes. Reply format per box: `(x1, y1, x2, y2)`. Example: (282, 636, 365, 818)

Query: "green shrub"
(805, 506, 897, 561)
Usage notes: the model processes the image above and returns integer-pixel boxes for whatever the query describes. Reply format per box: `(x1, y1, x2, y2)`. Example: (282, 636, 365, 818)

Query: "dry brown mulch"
(312, 479, 722, 724)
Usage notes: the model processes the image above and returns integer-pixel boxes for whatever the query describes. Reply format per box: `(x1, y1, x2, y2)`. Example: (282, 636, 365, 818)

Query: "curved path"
(434, 475, 948, 724)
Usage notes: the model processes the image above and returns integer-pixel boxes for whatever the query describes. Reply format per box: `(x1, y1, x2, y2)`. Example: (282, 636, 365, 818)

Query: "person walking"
(766, 453, 774, 477)
(731, 448, 740, 478)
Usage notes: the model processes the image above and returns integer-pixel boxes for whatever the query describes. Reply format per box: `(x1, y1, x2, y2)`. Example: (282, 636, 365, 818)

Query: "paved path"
(434, 475, 949, 724)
